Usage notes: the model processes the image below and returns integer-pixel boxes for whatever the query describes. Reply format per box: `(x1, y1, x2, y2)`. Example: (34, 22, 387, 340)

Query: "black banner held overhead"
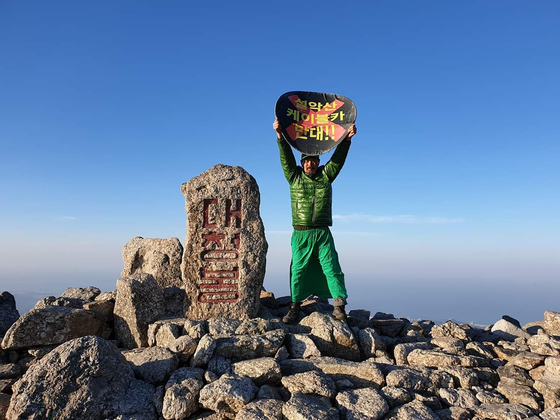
(275, 91, 357, 156)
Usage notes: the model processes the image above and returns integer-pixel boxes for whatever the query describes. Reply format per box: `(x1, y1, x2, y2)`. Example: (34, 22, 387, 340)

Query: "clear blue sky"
(1, 1, 558, 325)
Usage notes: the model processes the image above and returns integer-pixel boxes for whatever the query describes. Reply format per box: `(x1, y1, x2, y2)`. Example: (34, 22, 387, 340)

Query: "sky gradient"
(1, 1, 559, 325)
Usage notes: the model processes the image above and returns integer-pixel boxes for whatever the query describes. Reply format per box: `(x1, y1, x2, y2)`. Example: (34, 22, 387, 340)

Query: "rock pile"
(1, 287, 560, 420)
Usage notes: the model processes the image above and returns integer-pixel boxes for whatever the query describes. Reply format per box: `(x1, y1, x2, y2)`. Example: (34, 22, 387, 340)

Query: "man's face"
(302, 157, 319, 176)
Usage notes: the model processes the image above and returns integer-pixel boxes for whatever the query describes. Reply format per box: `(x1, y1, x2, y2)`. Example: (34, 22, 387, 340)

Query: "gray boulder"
(491, 319, 531, 341)
(198, 373, 258, 417)
(1, 306, 102, 350)
(286, 333, 321, 359)
(61, 286, 101, 301)
(282, 393, 339, 420)
(6, 336, 155, 420)
(122, 346, 179, 384)
(336, 388, 389, 420)
(474, 403, 536, 419)
(114, 273, 166, 349)
(190, 334, 217, 368)
(384, 401, 439, 420)
(122, 237, 184, 288)
(437, 388, 479, 409)
(280, 357, 384, 388)
(431, 321, 468, 340)
(162, 367, 205, 420)
(234, 398, 283, 420)
(214, 329, 286, 361)
(281, 370, 337, 399)
(300, 312, 360, 361)
(0, 292, 19, 338)
(545, 311, 560, 336)
(231, 357, 281, 386)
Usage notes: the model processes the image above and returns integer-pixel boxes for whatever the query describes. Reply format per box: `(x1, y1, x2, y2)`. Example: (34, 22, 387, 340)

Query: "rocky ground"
(1, 284, 560, 420)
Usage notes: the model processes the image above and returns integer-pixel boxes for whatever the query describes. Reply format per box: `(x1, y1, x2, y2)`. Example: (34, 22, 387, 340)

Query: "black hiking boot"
(333, 305, 347, 322)
(283, 302, 301, 324)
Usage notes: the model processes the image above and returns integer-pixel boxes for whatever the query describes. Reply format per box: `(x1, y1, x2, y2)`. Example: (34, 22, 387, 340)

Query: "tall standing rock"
(121, 237, 183, 288)
(181, 164, 268, 320)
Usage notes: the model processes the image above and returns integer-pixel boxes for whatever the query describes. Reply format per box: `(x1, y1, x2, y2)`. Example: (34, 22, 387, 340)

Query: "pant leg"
(290, 230, 314, 303)
(316, 228, 348, 300)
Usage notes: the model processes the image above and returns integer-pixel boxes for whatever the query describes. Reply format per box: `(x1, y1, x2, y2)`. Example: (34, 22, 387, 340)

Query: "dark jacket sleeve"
(323, 139, 351, 182)
(277, 137, 299, 183)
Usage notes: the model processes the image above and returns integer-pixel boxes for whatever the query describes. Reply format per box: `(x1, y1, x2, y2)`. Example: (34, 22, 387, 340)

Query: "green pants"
(290, 227, 347, 303)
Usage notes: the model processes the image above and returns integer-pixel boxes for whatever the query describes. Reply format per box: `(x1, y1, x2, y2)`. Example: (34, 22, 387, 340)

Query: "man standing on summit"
(274, 118, 357, 324)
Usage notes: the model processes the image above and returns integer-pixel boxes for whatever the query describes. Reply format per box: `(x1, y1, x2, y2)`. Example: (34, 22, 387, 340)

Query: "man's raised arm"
(274, 118, 298, 183)
(324, 124, 357, 182)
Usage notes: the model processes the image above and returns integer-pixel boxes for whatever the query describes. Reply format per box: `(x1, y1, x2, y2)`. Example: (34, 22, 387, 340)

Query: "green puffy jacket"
(277, 138, 351, 227)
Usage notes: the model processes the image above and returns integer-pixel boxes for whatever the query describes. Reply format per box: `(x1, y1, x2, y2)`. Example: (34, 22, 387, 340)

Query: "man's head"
(301, 154, 320, 177)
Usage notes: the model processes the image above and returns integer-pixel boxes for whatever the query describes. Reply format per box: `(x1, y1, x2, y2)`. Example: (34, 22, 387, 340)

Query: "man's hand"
(346, 124, 357, 141)
(273, 119, 283, 139)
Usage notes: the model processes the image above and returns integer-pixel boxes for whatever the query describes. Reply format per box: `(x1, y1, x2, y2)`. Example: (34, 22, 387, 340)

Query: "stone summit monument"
(181, 164, 268, 320)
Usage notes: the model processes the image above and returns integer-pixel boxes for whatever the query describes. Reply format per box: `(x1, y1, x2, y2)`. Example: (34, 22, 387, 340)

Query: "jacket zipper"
(311, 184, 317, 224)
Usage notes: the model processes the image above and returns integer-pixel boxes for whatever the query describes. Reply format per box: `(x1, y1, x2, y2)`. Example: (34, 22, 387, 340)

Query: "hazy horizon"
(1, 1, 558, 327)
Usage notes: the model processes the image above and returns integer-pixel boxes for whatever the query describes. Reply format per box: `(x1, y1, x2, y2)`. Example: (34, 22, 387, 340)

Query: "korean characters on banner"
(275, 91, 357, 156)
(198, 197, 242, 303)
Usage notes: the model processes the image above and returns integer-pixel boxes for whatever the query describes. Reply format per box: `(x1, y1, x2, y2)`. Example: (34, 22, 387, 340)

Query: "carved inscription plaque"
(181, 165, 268, 320)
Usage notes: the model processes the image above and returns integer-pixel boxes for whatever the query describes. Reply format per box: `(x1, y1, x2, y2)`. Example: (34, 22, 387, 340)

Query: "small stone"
(235, 317, 277, 335)
(208, 318, 242, 337)
(0, 363, 22, 379)
(61, 286, 101, 301)
(496, 378, 540, 411)
(431, 321, 468, 340)
(281, 370, 336, 399)
(214, 329, 286, 361)
(257, 384, 283, 400)
(122, 346, 179, 384)
(208, 355, 232, 376)
(434, 407, 473, 420)
(497, 364, 533, 386)
(474, 387, 507, 404)
(385, 368, 431, 392)
(232, 357, 281, 386)
(282, 393, 339, 420)
(368, 317, 410, 337)
(541, 407, 560, 420)
(190, 334, 216, 368)
(438, 388, 479, 409)
(336, 387, 389, 420)
(384, 401, 439, 420)
(198, 373, 258, 416)
(235, 398, 283, 420)
(491, 319, 531, 341)
(274, 345, 290, 362)
(280, 357, 384, 388)
(534, 374, 560, 410)
(379, 385, 413, 408)
(167, 335, 197, 362)
(508, 351, 546, 370)
(162, 367, 205, 420)
(544, 311, 560, 336)
(300, 312, 360, 361)
(357, 327, 386, 358)
(286, 333, 321, 359)
(184, 319, 208, 340)
(474, 403, 535, 419)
